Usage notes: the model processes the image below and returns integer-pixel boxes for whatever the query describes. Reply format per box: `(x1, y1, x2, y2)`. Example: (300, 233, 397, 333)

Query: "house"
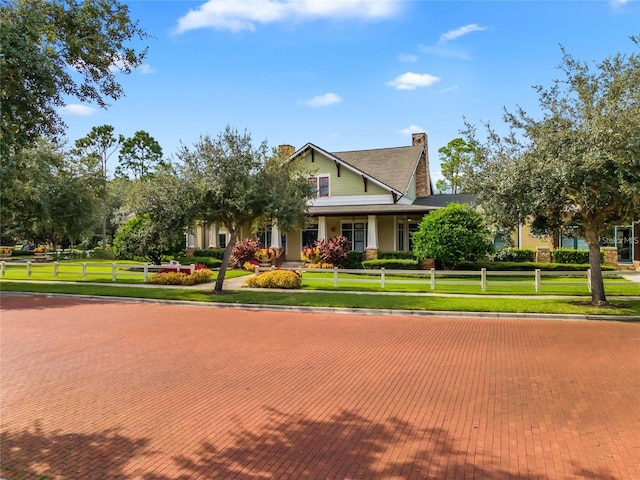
(188, 133, 473, 262)
(187, 132, 639, 269)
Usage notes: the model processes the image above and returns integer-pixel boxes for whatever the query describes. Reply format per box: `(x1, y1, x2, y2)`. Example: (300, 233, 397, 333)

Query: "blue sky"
(59, 0, 640, 188)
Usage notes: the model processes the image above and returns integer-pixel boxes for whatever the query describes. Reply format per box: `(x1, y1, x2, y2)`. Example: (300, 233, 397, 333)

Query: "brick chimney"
(412, 132, 426, 147)
(412, 132, 432, 198)
(278, 144, 295, 157)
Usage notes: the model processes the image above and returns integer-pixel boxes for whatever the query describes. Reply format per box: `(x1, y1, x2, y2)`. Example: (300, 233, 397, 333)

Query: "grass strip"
(2, 281, 639, 317)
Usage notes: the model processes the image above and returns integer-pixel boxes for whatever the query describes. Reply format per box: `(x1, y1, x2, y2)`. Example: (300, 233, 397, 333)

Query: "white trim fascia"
(292, 143, 404, 197)
(308, 194, 395, 207)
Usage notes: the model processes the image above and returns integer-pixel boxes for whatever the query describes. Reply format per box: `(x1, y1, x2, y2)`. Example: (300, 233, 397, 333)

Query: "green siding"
(299, 151, 389, 197)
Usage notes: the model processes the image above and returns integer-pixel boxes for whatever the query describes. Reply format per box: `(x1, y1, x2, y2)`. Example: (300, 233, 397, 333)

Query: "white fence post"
(190, 264, 195, 275)
(481, 268, 487, 292)
(112, 263, 117, 282)
(82, 262, 87, 280)
(381, 268, 385, 288)
(430, 268, 435, 290)
(334, 267, 339, 287)
(144, 264, 148, 282)
(26, 261, 32, 278)
(535, 269, 541, 293)
(1, 261, 4, 278)
(53, 261, 59, 279)
(587, 268, 592, 292)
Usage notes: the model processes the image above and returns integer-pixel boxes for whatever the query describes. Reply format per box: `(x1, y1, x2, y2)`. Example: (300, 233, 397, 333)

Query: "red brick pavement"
(1, 295, 639, 479)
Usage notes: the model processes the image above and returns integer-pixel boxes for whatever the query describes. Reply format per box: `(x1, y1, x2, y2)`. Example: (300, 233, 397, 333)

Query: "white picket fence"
(0, 261, 197, 283)
(255, 266, 639, 292)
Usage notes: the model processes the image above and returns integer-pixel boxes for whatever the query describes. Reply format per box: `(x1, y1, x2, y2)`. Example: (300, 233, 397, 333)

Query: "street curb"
(3, 291, 639, 322)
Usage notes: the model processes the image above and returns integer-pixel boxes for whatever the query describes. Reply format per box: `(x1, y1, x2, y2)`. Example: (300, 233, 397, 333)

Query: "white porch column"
(318, 216, 327, 240)
(366, 215, 378, 249)
(208, 223, 219, 248)
(270, 222, 281, 248)
(187, 227, 196, 253)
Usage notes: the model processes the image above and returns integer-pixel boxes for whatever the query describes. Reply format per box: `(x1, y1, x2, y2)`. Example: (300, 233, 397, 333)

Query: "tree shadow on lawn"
(0, 421, 151, 479)
(147, 408, 548, 480)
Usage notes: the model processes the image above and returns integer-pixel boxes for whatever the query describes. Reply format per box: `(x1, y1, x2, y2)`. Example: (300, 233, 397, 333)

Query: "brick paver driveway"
(1, 295, 639, 479)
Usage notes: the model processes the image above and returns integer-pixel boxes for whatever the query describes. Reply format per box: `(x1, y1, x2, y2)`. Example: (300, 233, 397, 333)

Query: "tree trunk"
(101, 184, 108, 249)
(214, 229, 237, 292)
(586, 229, 607, 305)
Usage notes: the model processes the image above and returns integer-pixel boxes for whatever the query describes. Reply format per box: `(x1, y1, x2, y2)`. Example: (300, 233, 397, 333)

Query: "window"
(397, 221, 405, 251)
(302, 223, 318, 248)
(309, 176, 330, 198)
(342, 222, 367, 252)
(408, 220, 420, 251)
(257, 227, 286, 249)
(218, 233, 227, 249)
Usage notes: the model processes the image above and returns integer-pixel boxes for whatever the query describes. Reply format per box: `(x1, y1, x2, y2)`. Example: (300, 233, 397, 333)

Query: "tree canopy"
(465, 37, 640, 304)
(435, 138, 477, 194)
(116, 130, 164, 180)
(0, 0, 147, 230)
(178, 126, 312, 291)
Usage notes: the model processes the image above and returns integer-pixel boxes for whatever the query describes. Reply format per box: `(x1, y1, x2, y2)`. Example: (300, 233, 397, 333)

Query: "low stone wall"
(535, 247, 551, 263)
(601, 247, 618, 268)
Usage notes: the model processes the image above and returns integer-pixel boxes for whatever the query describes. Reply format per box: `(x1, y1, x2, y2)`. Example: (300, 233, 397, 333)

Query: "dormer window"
(309, 175, 330, 198)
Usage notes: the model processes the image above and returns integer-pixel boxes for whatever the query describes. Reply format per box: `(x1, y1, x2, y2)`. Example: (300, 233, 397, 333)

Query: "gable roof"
(291, 143, 424, 198)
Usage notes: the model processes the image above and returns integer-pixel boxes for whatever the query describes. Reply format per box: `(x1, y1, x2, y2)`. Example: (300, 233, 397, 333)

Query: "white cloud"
(398, 124, 425, 136)
(299, 93, 343, 107)
(611, 0, 629, 5)
(386, 72, 440, 90)
(398, 53, 419, 63)
(418, 44, 471, 60)
(138, 64, 155, 74)
(109, 55, 155, 74)
(176, 0, 401, 33)
(61, 104, 96, 116)
(438, 24, 489, 44)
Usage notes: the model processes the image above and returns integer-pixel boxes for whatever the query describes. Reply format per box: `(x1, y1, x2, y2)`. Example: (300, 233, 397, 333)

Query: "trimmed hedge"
(362, 259, 419, 270)
(493, 248, 535, 262)
(552, 248, 603, 264)
(176, 256, 222, 269)
(377, 251, 417, 260)
(455, 261, 615, 271)
(245, 269, 302, 289)
(345, 251, 365, 269)
(193, 249, 225, 260)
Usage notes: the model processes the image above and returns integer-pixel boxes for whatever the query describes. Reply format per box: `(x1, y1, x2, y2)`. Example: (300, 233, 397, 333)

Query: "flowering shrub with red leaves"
(315, 236, 350, 267)
(232, 237, 261, 266)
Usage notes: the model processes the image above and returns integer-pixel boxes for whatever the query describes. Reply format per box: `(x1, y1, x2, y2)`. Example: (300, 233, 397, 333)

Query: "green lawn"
(1, 281, 639, 317)
(298, 271, 640, 296)
(0, 259, 251, 283)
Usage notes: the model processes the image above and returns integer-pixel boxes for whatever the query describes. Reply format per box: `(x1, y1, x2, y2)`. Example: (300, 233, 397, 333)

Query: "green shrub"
(378, 251, 417, 260)
(177, 256, 222, 269)
(493, 248, 535, 262)
(91, 246, 115, 259)
(345, 251, 365, 269)
(193, 249, 225, 260)
(455, 261, 614, 271)
(362, 259, 419, 270)
(552, 248, 603, 264)
(245, 269, 302, 289)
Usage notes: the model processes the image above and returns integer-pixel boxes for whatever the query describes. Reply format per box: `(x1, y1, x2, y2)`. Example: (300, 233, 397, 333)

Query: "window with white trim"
(309, 175, 330, 198)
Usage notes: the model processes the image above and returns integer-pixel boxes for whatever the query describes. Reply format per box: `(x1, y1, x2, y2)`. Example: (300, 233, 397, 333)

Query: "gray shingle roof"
(413, 194, 478, 207)
(332, 145, 424, 195)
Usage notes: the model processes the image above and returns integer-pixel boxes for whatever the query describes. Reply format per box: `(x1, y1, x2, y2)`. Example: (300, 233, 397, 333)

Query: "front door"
(615, 226, 633, 263)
